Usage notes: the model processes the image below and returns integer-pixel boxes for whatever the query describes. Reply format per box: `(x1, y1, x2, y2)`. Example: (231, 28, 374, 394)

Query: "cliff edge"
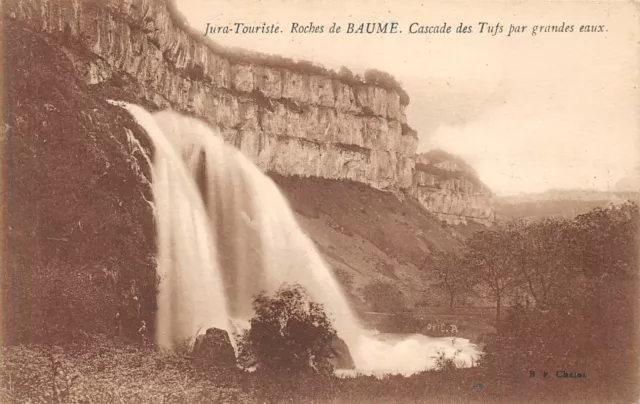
(5, 0, 417, 190)
(409, 149, 495, 226)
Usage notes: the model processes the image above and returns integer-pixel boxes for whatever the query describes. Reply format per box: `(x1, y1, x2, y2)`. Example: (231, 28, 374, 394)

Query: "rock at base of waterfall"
(192, 328, 237, 367)
(330, 336, 355, 370)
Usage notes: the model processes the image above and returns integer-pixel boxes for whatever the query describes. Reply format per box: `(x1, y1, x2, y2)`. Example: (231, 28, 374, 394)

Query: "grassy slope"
(1, 340, 623, 404)
(270, 174, 485, 315)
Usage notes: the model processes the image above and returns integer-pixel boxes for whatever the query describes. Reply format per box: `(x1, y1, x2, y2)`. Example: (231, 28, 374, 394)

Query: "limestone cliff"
(2, 0, 491, 345)
(5, 0, 417, 190)
(409, 150, 495, 226)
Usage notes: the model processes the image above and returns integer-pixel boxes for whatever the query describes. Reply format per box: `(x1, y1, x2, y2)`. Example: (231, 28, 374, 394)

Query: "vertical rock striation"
(410, 150, 496, 226)
(5, 0, 418, 190)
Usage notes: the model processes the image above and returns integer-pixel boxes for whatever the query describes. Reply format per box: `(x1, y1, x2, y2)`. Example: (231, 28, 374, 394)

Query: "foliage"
(2, 22, 158, 346)
(477, 201, 639, 395)
(509, 217, 573, 310)
(363, 69, 411, 104)
(434, 349, 465, 373)
(3, 198, 638, 404)
(4, 262, 157, 346)
(429, 250, 475, 310)
(237, 284, 337, 375)
(361, 279, 406, 314)
(464, 221, 525, 325)
(337, 66, 355, 81)
(0, 340, 249, 404)
(0, 332, 629, 404)
(166, 1, 412, 104)
(569, 201, 639, 278)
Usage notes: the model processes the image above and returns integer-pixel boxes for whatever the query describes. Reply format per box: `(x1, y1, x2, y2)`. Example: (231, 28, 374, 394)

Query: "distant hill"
(495, 189, 640, 220)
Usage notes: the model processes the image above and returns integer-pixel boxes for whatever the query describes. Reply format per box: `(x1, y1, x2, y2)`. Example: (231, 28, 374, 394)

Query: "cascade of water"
(118, 102, 482, 376)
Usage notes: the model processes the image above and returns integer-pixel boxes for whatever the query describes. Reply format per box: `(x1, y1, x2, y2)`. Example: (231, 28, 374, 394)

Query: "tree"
(569, 201, 639, 279)
(512, 218, 572, 310)
(464, 222, 524, 326)
(361, 279, 406, 314)
(337, 66, 355, 81)
(430, 250, 475, 311)
(480, 201, 640, 394)
(238, 283, 337, 375)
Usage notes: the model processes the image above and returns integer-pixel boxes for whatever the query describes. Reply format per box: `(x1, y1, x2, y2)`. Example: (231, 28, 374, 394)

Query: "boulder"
(192, 327, 236, 367)
(329, 336, 355, 370)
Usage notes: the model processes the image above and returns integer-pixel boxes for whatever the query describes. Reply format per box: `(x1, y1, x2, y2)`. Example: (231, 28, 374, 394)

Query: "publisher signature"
(529, 370, 587, 379)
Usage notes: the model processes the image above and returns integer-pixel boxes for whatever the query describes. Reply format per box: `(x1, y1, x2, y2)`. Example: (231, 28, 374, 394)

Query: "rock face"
(1, 20, 157, 342)
(1, 0, 495, 345)
(329, 336, 355, 370)
(409, 150, 495, 226)
(4, 0, 418, 190)
(192, 328, 237, 367)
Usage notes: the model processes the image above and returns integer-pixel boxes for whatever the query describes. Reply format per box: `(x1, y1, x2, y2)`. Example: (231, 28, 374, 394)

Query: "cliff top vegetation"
(163, 0, 412, 105)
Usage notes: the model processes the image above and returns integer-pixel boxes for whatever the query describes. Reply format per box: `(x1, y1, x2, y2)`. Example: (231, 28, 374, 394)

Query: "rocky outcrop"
(329, 336, 355, 370)
(192, 328, 237, 367)
(4, 0, 417, 190)
(409, 150, 495, 226)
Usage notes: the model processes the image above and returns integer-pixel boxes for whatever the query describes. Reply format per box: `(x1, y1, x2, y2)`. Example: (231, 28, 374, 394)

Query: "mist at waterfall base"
(116, 101, 482, 377)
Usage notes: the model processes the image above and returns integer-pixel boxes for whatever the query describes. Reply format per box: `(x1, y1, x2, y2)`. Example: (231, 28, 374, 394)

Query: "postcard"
(1, 0, 638, 403)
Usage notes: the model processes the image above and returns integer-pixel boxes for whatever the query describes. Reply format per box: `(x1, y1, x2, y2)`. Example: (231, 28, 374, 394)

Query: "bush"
(237, 283, 337, 375)
(364, 69, 411, 104)
(337, 66, 355, 81)
(361, 279, 406, 314)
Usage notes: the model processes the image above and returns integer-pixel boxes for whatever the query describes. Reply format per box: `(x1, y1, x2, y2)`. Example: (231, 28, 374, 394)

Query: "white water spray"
(118, 102, 481, 376)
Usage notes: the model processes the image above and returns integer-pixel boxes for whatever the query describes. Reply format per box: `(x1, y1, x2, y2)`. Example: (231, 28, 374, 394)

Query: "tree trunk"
(449, 292, 455, 312)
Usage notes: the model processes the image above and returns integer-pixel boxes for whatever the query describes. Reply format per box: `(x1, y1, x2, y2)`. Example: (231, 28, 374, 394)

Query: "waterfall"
(116, 102, 481, 376)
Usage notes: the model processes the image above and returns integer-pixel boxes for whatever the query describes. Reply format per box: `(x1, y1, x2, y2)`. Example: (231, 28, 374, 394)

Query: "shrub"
(361, 279, 406, 314)
(337, 66, 355, 81)
(434, 349, 463, 372)
(364, 69, 411, 104)
(237, 283, 337, 375)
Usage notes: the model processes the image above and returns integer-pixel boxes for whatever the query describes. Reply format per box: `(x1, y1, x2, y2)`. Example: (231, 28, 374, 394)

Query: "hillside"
(495, 190, 640, 220)
(271, 174, 482, 313)
(2, 20, 157, 342)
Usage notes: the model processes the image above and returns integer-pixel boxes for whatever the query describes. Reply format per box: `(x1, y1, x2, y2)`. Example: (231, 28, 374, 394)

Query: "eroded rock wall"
(5, 0, 417, 190)
(410, 151, 496, 226)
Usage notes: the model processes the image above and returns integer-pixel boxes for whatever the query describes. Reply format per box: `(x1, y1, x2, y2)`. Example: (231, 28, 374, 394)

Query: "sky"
(177, 0, 639, 196)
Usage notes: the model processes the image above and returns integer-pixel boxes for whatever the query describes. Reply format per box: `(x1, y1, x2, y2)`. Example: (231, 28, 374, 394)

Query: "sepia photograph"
(1, 0, 638, 402)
